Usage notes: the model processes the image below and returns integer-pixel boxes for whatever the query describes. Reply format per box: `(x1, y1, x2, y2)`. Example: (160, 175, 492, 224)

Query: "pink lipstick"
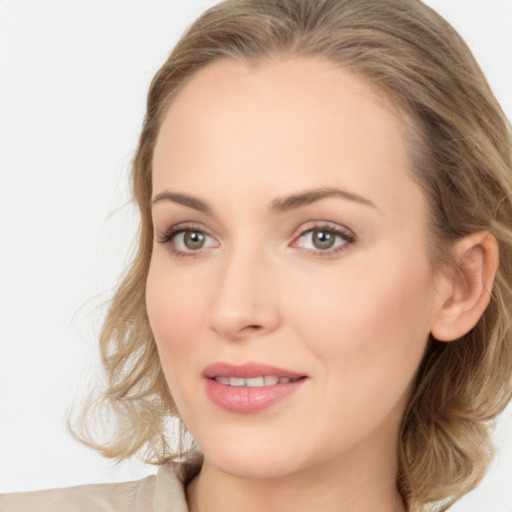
(203, 362, 308, 414)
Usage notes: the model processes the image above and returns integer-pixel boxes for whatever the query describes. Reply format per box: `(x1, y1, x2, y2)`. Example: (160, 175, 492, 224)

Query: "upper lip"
(202, 362, 307, 379)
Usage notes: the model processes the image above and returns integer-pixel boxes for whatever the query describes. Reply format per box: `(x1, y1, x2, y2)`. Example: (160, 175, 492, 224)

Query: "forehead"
(152, 56, 424, 220)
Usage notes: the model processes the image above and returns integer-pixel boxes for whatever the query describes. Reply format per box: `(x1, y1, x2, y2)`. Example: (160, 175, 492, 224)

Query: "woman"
(2, 0, 511, 510)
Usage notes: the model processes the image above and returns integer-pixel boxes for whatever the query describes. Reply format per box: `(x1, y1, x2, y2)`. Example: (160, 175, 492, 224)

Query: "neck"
(187, 441, 406, 512)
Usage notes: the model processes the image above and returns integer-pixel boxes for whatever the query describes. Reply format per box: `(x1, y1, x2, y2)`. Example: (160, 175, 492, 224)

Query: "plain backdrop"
(1, 1, 511, 509)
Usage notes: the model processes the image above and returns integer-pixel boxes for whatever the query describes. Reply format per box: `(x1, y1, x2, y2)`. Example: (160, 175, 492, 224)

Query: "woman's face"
(147, 57, 445, 479)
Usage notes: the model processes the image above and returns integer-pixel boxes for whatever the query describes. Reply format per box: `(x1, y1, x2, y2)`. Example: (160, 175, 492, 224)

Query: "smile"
(203, 362, 308, 413)
(213, 376, 301, 387)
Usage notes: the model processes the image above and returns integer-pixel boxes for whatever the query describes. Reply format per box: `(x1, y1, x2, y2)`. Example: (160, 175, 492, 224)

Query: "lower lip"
(205, 378, 306, 414)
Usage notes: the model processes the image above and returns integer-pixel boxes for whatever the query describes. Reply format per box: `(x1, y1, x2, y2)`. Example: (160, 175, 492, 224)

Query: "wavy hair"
(75, 1, 512, 510)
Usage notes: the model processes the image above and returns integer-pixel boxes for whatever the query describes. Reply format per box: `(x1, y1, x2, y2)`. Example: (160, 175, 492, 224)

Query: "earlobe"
(430, 231, 499, 342)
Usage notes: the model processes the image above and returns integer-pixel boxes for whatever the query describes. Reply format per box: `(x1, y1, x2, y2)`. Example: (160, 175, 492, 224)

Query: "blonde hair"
(76, 1, 512, 510)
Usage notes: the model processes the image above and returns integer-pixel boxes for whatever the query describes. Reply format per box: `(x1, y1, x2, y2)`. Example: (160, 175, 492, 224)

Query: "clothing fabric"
(0, 459, 201, 512)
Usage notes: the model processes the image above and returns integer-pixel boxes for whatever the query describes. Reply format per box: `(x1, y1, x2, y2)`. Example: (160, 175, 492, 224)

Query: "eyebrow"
(151, 187, 377, 213)
(152, 192, 212, 213)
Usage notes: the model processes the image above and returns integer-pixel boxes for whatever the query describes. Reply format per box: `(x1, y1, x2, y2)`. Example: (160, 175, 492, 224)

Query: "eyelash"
(157, 221, 357, 259)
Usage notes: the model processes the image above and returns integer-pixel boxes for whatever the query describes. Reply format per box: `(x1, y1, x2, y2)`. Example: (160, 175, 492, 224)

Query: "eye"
(174, 230, 214, 251)
(292, 223, 356, 256)
(157, 224, 218, 256)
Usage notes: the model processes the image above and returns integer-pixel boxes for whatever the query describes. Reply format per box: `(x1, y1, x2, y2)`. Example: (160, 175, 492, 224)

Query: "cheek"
(286, 260, 434, 444)
(146, 258, 207, 366)
(288, 255, 434, 382)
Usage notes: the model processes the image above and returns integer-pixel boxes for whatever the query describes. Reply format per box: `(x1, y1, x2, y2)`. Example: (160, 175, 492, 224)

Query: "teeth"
(214, 376, 299, 387)
(246, 377, 264, 387)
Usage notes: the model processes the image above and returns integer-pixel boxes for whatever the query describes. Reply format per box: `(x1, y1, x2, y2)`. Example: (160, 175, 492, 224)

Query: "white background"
(0, 1, 511, 509)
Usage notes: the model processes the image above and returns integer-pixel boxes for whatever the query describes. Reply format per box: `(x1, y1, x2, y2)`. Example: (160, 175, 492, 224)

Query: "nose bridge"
(208, 236, 279, 339)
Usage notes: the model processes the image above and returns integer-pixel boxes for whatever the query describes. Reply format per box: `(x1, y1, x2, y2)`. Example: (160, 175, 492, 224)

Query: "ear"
(430, 231, 499, 342)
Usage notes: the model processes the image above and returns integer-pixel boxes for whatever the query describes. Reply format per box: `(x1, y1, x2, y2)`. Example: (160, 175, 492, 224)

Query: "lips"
(213, 376, 299, 387)
(203, 362, 308, 414)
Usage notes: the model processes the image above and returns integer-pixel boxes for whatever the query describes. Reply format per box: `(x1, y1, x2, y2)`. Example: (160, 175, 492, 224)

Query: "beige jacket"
(0, 460, 200, 512)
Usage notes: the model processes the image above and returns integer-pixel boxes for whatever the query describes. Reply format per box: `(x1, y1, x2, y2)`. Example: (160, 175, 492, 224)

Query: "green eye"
(293, 223, 356, 257)
(183, 231, 207, 250)
(311, 230, 336, 250)
(158, 226, 218, 256)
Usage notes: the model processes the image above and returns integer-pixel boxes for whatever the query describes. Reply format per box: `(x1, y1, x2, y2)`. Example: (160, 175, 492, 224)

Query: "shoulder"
(0, 478, 147, 512)
(0, 460, 199, 512)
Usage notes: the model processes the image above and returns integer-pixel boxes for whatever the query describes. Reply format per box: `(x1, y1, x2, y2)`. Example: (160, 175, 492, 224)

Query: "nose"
(208, 245, 280, 340)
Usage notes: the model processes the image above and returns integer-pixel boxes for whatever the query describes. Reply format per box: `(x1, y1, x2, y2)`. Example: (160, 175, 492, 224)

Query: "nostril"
(244, 324, 265, 333)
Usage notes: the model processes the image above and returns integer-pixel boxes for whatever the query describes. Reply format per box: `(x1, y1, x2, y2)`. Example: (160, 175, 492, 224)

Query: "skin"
(146, 57, 454, 512)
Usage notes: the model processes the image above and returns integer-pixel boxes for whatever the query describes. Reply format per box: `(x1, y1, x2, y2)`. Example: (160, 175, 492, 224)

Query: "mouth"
(213, 376, 303, 387)
(203, 362, 308, 413)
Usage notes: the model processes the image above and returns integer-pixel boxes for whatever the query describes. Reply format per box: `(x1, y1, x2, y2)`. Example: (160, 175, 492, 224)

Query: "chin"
(197, 428, 309, 480)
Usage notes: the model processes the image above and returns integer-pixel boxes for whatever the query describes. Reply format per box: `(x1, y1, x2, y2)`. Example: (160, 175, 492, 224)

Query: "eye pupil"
(184, 231, 205, 249)
(313, 230, 335, 249)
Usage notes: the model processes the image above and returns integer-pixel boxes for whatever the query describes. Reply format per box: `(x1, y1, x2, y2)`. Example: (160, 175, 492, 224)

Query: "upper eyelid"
(157, 220, 353, 237)
(160, 221, 213, 235)
(291, 220, 355, 239)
